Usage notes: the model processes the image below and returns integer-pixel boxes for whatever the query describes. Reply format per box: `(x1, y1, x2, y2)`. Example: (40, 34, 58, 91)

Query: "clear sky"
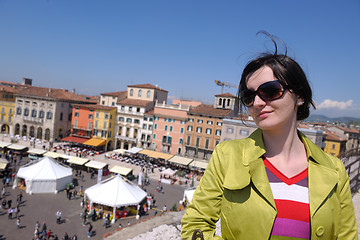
(1, 0, 359, 118)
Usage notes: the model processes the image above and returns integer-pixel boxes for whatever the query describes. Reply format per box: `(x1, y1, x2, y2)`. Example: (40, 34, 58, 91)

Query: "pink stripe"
(272, 218, 310, 239)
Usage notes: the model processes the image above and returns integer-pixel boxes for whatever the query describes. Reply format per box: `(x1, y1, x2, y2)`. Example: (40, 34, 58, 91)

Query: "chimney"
(22, 78, 32, 86)
(73, 88, 76, 94)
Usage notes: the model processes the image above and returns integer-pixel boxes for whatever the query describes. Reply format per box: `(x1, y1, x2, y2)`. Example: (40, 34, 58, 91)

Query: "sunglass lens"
(258, 81, 284, 100)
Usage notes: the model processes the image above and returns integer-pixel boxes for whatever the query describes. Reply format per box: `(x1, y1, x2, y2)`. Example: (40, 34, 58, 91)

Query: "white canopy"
(183, 187, 197, 205)
(161, 168, 177, 176)
(15, 156, 73, 194)
(85, 160, 107, 169)
(7, 144, 27, 151)
(126, 147, 143, 154)
(27, 148, 47, 155)
(85, 175, 146, 208)
(113, 149, 126, 154)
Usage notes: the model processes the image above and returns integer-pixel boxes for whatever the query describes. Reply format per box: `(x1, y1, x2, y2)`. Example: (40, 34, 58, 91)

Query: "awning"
(189, 160, 208, 170)
(67, 157, 89, 166)
(27, 148, 47, 155)
(85, 160, 108, 169)
(44, 151, 64, 159)
(139, 149, 173, 160)
(61, 136, 89, 144)
(110, 165, 133, 176)
(83, 138, 105, 147)
(168, 156, 194, 166)
(126, 147, 143, 154)
(0, 142, 11, 148)
(7, 144, 27, 151)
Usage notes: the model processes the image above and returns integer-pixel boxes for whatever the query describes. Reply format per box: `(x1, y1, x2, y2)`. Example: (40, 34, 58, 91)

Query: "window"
(165, 125, 168, 131)
(137, 107, 140, 112)
(216, 130, 221, 136)
(153, 134, 156, 139)
(162, 136, 167, 144)
(104, 113, 109, 119)
(219, 98, 222, 106)
(108, 131, 112, 138)
(74, 112, 79, 117)
(1, 108, 4, 113)
(94, 120, 98, 128)
(134, 119, 140, 124)
(119, 117, 124, 122)
(129, 107, 132, 112)
(24, 108, 29, 116)
(147, 90, 151, 98)
(144, 117, 147, 121)
(167, 136, 172, 144)
(197, 119, 203, 123)
(170, 126, 173, 132)
(112, 102, 115, 106)
(8, 116, 11, 122)
(46, 111, 53, 119)
(103, 122, 107, 129)
(187, 136, 191, 145)
(227, 128, 234, 134)
(39, 110, 45, 118)
(187, 126, 193, 131)
(60, 112, 63, 120)
(96, 112, 99, 118)
(74, 120, 78, 128)
(148, 125, 153, 130)
(121, 106, 125, 110)
(207, 120, 213, 125)
(332, 144, 336, 149)
(130, 89, 134, 96)
(16, 107, 22, 115)
(188, 118, 194, 122)
(88, 122, 92, 129)
(240, 129, 249, 136)
(126, 118, 132, 123)
(154, 123, 157, 129)
(180, 127, 184, 133)
(196, 127, 202, 133)
(206, 128, 212, 134)
(217, 122, 222, 126)
(179, 138, 183, 144)
(205, 139, 210, 149)
(143, 124, 147, 129)
(89, 114, 93, 119)
(138, 90, 142, 97)
(196, 137, 200, 147)
(102, 101, 105, 105)
(227, 99, 230, 106)
(9, 108, 12, 114)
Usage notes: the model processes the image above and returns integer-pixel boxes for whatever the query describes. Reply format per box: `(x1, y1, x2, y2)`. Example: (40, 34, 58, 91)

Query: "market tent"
(61, 136, 88, 144)
(67, 157, 89, 166)
(0, 142, 11, 148)
(109, 165, 133, 177)
(183, 187, 197, 205)
(7, 144, 27, 151)
(85, 160, 108, 169)
(44, 151, 63, 159)
(14, 156, 73, 194)
(0, 158, 8, 170)
(161, 168, 177, 177)
(85, 175, 146, 222)
(83, 138, 105, 147)
(126, 147, 143, 154)
(27, 148, 47, 155)
(113, 149, 126, 154)
(168, 156, 193, 166)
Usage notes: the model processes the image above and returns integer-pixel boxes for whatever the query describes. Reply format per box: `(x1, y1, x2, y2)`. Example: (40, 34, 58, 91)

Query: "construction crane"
(214, 80, 238, 94)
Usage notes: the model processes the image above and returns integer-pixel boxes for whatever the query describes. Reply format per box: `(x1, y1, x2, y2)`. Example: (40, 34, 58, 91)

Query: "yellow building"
(0, 86, 18, 134)
(92, 106, 117, 151)
(323, 131, 347, 157)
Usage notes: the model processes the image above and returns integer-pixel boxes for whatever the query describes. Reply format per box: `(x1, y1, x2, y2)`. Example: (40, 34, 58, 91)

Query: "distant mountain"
(306, 114, 360, 124)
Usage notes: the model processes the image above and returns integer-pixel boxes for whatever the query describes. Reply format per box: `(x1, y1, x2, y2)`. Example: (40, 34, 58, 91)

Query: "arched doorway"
(37, 127, 43, 139)
(15, 124, 20, 135)
(107, 141, 112, 151)
(124, 142, 129, 150)
(22, 125, 27, 137)
(29, 126, 35, 138)
(45, 128, 50, 141)
(1, 124, 9, 134)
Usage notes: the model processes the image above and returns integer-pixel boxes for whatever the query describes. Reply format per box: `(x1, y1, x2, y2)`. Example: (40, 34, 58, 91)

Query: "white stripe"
(270, 182, 309, 204)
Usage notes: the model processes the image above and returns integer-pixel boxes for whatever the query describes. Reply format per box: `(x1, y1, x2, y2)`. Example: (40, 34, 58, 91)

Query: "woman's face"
(246, 66, 299, 132)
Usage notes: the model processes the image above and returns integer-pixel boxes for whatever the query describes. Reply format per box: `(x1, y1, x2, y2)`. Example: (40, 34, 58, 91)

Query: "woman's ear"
(297, 98, 304, 106)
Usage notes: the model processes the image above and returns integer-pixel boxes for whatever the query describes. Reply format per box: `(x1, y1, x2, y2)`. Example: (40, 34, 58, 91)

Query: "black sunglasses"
(241, 80, 288, 107)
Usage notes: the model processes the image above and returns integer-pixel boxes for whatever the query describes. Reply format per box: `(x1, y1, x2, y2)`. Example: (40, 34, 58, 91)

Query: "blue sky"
(1, 0, 359, 118)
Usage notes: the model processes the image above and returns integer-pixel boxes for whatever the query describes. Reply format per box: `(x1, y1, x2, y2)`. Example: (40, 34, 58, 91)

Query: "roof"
(0, 85, 20, 93)
(101, 91, 127, 98)
(118, 98, 153, 107)
(325, 131, 347, 142)
(0, 80, 23, 87)
(336, 126, 360, 134)
(127, 83, 168, 92)
(16, 86, 97, 103)
(214, 92, 237, 98)
(72, 104, 117, 111)
(189, 104, 232, 117)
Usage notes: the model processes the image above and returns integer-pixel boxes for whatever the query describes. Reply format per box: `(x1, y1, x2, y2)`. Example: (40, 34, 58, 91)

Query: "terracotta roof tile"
(325, 131, 347, 142)
(215, 92, 237, 98)
(189, 104, 232, 117)
(72, 104, 117, 111)
(0, 85, 20, 93)
(118, 98, 153, 107)
(127, 83, 168, 92)
(101, 91, 127, 97)
(16, 86, 97, 103)
(336, 126, 360, 134)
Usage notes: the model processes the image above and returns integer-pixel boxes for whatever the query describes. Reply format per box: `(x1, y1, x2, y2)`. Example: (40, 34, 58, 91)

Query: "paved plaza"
(0, 136, 194, 240)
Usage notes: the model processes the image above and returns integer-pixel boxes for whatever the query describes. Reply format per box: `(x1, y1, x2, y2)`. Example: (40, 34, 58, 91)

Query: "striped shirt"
(264, 158, 310, 240)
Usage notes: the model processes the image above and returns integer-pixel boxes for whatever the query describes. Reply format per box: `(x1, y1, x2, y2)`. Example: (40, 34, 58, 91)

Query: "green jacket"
(181, 129, 358, 239)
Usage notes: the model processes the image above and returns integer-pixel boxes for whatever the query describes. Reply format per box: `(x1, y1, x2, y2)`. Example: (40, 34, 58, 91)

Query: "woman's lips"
(258, 111, 271, 119)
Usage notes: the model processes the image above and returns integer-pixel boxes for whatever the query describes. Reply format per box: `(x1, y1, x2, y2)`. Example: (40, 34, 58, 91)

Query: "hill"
(306, 114, 360, 125)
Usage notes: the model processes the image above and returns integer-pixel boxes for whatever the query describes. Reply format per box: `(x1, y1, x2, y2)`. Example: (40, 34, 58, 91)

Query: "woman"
(181, 34, 358, 239)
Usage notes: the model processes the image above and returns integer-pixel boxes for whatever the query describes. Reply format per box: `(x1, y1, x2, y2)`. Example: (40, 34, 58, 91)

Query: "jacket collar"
(224, 128, 339, 214)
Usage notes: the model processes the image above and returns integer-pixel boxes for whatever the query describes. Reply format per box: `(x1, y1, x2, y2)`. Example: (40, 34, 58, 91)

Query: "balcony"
(23, 116, 44, 124)
(116, 135, 137, 142)
(73, 125, 92, 131)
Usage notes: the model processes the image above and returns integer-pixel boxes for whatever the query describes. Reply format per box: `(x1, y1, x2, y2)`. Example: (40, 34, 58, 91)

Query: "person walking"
(16, 217, 20, 229)
(87, 223, 93, 238)
(56, 210, 62, 224)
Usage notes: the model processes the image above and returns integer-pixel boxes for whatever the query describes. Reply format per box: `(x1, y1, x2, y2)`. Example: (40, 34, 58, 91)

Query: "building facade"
(0, 86, 18, 135)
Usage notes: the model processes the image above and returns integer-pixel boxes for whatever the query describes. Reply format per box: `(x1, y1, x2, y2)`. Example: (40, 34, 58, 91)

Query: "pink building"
(152, 102, 191, 155)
